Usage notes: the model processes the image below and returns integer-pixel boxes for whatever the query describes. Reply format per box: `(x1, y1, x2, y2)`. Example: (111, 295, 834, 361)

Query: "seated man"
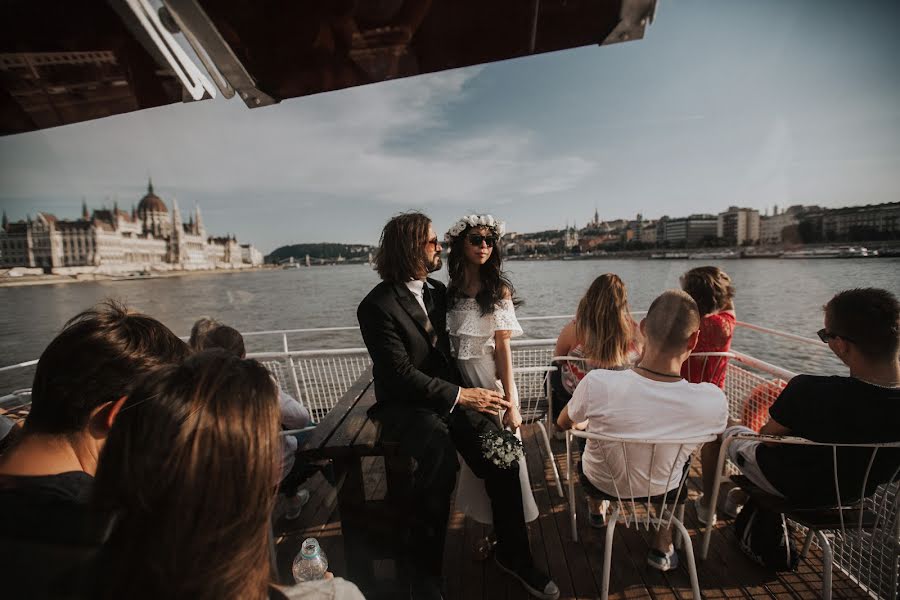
(0, 301, 189, 597)
(558, 290, 728, 571)
(698, 287, 900, 518)
(189, 321, 315, 518)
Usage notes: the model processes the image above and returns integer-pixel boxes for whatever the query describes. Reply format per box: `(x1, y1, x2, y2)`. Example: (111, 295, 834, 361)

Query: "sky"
(1, 0, 899, 254)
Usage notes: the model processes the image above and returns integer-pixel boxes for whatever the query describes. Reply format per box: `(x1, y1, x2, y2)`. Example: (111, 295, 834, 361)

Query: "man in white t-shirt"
(558, 289, 728, 572)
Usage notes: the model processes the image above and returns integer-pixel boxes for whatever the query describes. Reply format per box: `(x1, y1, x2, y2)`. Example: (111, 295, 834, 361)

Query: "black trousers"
(372, 403, 459, 578)
(449, 407, 533, 568)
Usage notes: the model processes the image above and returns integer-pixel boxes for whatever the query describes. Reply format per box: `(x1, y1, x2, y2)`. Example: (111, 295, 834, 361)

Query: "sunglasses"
(817, 328, 855, 344)
(466, 234, 497, 248)
(426, 237, 441, 248)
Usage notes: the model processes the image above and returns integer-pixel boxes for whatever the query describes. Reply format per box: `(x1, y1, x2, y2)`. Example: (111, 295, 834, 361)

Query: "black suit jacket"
(357, 278, 460, 417)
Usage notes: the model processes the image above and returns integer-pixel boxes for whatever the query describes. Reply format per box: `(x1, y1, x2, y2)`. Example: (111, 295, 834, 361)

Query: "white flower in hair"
(445, 213, 507, 242)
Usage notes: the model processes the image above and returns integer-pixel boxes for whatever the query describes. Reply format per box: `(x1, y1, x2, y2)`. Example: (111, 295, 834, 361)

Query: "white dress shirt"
(404, 279, 428, 314)
(406, 278, 460, 411)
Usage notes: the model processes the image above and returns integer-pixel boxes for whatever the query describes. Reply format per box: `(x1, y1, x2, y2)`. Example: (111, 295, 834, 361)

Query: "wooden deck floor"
(273, 425, 870, 600)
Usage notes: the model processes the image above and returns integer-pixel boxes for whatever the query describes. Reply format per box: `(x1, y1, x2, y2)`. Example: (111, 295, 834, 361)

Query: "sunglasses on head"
(466, 234, 497, 248)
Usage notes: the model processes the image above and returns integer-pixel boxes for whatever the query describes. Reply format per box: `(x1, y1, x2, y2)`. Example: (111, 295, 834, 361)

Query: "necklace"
(852, 376, 900, 389)
(635, 365, 681, 379)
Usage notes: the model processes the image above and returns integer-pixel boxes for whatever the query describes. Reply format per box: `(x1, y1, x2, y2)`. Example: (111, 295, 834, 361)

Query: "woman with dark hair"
(90, 350, 363, 600)
(679, 266, 736, 388)
(444, 215, 539, 528)
(188, 321, 314, 519)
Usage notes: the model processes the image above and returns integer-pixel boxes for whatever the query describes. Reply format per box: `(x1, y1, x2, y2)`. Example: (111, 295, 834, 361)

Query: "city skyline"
(2, 0, 899, 254)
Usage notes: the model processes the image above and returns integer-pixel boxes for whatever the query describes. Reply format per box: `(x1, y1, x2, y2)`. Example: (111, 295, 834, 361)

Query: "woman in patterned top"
(679, 266, 736, 388)
(444, 215, 540, 529)
(553, 273, 642, 413)
(552, 273, 642, 526)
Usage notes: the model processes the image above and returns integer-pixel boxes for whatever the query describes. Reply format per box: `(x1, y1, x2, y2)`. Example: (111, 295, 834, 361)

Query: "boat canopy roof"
(0, 0, 656, 136)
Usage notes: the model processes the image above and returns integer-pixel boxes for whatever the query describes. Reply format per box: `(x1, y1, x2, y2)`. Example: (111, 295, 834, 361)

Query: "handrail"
(0, 359, 38, 373)
(730, 350, 797, 380)
(246, 337, 559, 360)
(735, 320, 827, 350)
(0, 317, 823, 374)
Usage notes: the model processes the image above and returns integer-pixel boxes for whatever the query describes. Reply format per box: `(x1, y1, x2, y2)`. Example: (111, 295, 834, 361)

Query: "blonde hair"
(574, 274, 634, 368)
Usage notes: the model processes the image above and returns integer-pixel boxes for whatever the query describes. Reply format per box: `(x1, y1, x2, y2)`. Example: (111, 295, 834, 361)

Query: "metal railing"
(0, 312, 831, 377)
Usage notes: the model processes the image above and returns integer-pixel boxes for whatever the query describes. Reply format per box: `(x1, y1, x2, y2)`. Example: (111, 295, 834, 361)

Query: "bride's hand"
(503, 405, 522, 432)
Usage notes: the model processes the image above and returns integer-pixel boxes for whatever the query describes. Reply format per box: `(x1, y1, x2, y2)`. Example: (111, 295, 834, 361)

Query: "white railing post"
(283, 333, 303, 404)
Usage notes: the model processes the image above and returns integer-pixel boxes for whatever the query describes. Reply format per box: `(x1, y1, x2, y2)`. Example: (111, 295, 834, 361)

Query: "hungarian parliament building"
(0, 180, 263, 273)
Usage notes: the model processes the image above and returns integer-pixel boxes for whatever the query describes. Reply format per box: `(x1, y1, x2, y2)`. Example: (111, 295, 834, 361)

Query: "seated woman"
(679, 266, 736, 388)
(189, 321, 315, 520)
(90, 349, 364, 600)
(552, 273, 642, 526)
(552, 273, 642, 421)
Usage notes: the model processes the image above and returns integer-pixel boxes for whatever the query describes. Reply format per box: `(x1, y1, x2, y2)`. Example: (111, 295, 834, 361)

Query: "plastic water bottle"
(292, 538, 328, 583)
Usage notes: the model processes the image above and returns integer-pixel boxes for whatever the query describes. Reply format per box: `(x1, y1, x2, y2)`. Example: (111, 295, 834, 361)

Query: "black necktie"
(423, 284, 435, 316)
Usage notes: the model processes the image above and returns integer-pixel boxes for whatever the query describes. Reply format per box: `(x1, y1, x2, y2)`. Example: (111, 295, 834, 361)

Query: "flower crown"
(445, 214, 506, 242)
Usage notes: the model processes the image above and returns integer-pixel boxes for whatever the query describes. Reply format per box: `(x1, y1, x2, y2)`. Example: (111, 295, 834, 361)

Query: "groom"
(357, 212, 559, 600)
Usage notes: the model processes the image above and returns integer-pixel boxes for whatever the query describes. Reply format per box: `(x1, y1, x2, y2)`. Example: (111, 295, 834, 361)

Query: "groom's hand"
(458, 387, 510, 415)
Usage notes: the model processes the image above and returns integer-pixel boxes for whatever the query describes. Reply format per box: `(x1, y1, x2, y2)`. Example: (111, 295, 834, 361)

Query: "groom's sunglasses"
(466, 234, 497, 248)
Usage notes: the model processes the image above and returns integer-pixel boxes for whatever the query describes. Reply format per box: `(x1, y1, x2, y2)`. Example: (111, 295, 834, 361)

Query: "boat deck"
(272, 424, 868, 600)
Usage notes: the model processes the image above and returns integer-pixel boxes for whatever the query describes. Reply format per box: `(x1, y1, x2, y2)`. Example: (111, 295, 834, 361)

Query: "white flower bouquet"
(479, 428, 524, 470)
(445, 214, 506, 243)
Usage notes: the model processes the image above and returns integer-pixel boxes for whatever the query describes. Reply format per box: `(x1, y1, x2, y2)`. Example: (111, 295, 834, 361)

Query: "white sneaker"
(284, 489, 310, 520)
(693, 496, 715, 526)
(722, 488, 744, 519)
(646, 546, 679, 572)
(587, 499, 609, 528)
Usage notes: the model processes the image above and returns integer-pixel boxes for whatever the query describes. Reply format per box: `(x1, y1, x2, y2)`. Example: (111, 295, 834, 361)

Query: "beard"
(427, 253, 442, 273)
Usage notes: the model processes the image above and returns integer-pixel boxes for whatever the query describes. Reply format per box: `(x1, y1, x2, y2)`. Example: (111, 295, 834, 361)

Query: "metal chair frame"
(566, 429, 717, 600)
(512, 363, 564, 497)
(700, 432, 900, 600)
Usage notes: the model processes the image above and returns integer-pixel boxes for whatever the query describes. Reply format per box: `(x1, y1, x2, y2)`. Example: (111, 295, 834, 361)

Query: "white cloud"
(0, 64, 594, 219)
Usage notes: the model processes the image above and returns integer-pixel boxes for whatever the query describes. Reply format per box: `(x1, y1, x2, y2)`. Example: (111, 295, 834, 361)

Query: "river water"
(2, 258, 898, 391)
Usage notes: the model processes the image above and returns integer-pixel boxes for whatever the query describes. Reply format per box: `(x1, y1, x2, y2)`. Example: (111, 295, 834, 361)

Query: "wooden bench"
(296, 367, 414, 594)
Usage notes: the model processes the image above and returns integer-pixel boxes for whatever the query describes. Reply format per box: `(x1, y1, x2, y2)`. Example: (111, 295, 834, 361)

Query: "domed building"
(0, 179, 263, 272)
(137, 179, 170, 237)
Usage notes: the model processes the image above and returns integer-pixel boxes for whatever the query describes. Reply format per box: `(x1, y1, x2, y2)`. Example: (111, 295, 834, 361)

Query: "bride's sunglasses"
(466, 234, 497, 248)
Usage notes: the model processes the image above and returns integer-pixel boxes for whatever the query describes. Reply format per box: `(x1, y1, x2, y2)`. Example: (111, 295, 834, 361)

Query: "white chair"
(700, 432, 900, 600)
(566, 429, 717, 600)
(513, 364, 564, 497)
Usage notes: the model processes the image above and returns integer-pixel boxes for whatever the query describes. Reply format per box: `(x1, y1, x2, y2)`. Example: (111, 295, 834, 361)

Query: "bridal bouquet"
(480, 429, 524, 470)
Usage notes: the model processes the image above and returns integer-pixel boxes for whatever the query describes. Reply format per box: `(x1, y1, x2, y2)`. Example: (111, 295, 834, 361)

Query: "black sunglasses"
(817, 328, 855, 344)
(466, 234, 497, 248)
(427, 237, 440, 248)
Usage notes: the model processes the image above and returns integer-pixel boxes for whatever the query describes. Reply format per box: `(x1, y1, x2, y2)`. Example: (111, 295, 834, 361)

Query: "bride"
(444, 214, 539, 528)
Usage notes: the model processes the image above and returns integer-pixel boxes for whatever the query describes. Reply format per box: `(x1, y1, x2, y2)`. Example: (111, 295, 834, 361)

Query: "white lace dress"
(447, 298, 539, 524)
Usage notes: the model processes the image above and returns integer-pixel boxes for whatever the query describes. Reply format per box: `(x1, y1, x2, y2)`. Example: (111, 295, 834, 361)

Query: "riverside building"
(0, 180, 263, 272)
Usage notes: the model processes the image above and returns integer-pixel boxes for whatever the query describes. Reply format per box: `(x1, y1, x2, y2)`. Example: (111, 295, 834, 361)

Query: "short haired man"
(358, 212, 558, 600)
(188, 315, 221, 349)
(698, 288, 900, 520)
(558, 290, 728, 571)
(189, 321, 314, 519)
(0, 301, 190, 597)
